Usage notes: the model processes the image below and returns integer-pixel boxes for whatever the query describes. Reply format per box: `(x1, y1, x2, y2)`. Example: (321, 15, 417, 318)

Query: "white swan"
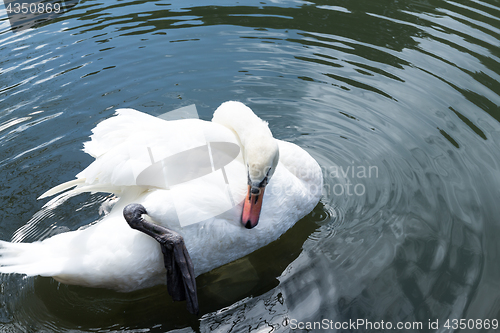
(0, 101, 322, 312)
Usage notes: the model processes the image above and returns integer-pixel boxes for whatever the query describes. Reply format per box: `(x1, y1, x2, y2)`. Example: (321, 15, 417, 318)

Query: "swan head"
(241, 134, 279, 229)
(212, 101, 279, 229)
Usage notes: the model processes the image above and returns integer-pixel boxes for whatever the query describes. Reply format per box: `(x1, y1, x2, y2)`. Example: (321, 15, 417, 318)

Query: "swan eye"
(258, 168, 271, 187)
(246, 167, 272, 187)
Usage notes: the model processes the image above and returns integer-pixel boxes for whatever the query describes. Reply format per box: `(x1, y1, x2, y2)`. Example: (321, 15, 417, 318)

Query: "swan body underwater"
(0, 101, 323, 314)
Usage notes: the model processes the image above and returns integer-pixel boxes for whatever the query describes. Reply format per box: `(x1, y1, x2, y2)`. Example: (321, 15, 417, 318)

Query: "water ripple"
(0, 0, 499, 331)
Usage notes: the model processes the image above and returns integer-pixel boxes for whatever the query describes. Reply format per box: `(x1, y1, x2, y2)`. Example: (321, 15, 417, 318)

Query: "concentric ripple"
(1, 0, 499, 332)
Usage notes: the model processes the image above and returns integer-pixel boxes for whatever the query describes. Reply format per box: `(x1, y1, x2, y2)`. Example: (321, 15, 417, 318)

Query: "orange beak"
(241, 185, 265, 229)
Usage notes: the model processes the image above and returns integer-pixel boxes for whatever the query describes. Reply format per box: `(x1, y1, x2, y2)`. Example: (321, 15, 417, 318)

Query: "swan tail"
(0, 240, 63, 277)
(38, 178, 124, 200)
(38, 178, 86, 199)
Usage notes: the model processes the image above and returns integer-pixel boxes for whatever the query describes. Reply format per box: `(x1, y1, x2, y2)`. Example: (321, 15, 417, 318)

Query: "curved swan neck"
(212, 101, 279, 184)
(212, 101, 273, 148)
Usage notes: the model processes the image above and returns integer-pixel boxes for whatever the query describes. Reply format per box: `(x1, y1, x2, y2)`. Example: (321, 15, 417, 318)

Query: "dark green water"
(1, 0, 500, 332)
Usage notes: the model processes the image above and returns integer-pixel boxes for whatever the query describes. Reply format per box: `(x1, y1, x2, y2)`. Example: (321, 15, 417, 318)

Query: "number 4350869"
(444, 319, 498, 330)
(6, 2, 61, 14)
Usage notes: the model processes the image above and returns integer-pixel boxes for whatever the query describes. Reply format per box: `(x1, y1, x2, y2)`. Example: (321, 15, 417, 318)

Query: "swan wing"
(41, 109, 240, 198)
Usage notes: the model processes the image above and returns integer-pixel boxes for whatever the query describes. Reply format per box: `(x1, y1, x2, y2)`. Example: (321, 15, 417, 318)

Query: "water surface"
(1, 0, 500, 332)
